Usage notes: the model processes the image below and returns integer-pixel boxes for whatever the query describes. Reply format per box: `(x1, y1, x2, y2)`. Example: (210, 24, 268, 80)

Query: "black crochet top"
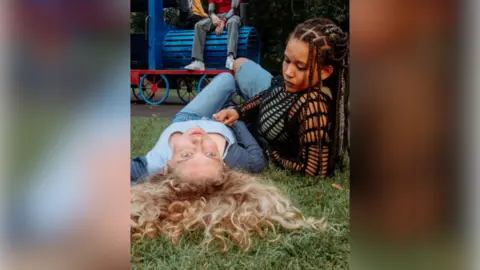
(234, 76, 333, 177)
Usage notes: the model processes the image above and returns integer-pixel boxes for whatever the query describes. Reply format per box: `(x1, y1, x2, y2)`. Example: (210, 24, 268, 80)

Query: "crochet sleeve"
(234, 90, 266, 122)
(270, 92, 330, 176)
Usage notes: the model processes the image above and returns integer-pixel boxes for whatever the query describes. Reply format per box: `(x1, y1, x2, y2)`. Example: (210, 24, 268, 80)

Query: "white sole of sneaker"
(185, 66, 205, 71)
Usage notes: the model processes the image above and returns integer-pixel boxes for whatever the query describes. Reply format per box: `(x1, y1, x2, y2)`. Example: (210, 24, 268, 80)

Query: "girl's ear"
(320, 65, 334, 80)
(163, 161, 174, 175)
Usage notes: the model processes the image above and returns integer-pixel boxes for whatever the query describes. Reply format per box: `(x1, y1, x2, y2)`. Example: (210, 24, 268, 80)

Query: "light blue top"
(145, 119, 236, 175)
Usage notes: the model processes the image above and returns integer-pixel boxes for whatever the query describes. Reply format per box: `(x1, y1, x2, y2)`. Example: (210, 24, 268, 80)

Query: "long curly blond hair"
(131, 168, 327, 252)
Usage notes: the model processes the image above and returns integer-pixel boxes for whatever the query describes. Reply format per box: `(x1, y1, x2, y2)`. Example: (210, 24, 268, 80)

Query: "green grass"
(131, 117, 350, 270)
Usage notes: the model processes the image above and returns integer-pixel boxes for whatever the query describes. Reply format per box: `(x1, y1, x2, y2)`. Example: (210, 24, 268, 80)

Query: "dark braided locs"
(289, 18, 349, 175)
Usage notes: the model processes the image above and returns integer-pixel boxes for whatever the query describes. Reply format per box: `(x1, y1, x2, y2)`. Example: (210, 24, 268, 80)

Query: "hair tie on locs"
(323, 24, 334, 34)
(341, 55, 349, 68)
(326, 28, 348, 63)
(324, 24, 344, 34)
(325, 25, 345, 45)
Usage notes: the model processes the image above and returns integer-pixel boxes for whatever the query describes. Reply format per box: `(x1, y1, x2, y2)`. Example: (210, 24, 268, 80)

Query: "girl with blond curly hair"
(131, 166, 327, 251)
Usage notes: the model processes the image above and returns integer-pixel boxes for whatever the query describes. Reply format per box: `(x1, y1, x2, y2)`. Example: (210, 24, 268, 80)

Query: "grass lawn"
(131, 116, 350, 270)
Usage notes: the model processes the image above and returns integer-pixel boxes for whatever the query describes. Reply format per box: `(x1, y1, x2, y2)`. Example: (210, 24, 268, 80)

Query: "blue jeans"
(235, 60, 273, 100)
(172, 73, 237, 123)
(173, 60, 273, 122)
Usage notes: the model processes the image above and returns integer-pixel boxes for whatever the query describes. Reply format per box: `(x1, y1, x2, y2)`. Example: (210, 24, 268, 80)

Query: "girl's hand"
(215, 20, 225, 35)
(211, 14, 220, 25)
(213, 109, 239, 126)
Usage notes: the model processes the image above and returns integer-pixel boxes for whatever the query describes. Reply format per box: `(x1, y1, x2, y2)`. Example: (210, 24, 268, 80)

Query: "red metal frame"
(130, 69, 234, 85)
(133, 69, 233, 75)
(130, 71, 141, 85)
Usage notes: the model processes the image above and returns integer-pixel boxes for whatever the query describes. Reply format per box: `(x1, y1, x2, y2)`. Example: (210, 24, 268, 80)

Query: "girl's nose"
(284, 65, 294, 78)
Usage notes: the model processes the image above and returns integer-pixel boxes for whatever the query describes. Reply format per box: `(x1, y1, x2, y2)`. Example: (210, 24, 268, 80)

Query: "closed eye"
(297, 65, 307, 71)
(284, 55, 306, 71)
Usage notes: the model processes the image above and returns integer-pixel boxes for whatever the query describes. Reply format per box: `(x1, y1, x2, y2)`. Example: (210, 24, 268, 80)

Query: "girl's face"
(169, 127, 223, 181)
(282, 38, 334, 92)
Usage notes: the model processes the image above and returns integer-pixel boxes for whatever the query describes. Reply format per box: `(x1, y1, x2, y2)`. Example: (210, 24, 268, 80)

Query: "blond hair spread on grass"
(131, 167, 327, 252)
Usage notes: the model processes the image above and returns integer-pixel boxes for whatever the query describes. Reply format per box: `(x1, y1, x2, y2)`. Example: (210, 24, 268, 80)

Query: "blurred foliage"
(130, 0, 349, 74)
(164, 8, 180, 26)
(130, 8, 179, 34)
(131, 12, 146, 34)
(248, 0, 348, 74)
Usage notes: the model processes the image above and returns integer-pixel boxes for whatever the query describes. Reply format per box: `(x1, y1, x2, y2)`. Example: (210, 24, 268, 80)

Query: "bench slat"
(161, 26, 259, 68)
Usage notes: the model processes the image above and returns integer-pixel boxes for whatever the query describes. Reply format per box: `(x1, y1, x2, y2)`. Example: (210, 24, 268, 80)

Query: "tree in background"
(248, 0, 348, 74)
(131, 12, 146, 34)
(131, 8, 180, 34)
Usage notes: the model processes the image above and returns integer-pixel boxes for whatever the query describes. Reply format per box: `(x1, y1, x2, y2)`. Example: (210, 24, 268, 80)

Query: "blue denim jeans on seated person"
(234, 60, 273, 100)
(175, 61, 273, 123)
(172, 72, 237, 123)
(174, 60, 274, 124)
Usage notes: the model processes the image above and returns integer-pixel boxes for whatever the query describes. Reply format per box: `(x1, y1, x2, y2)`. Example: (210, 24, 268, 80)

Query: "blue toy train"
(130, 0, 261, 105)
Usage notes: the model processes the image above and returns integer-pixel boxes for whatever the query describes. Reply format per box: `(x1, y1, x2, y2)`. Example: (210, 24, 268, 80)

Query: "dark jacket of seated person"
(178, 0, 208, 29)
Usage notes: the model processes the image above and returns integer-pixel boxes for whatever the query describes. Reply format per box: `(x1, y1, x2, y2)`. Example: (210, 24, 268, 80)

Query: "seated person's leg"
(185, 14, 205, 29)
(185, 18, 213, 70)
(184, 0, 209, 29)
(174, 73, 236, 121)
(180, 12, 206, 29)
(233, 58, 273, 100)
(225, 15, 241, 70)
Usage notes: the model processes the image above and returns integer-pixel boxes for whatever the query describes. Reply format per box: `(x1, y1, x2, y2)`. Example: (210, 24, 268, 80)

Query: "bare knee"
(233, 58, 249, 74)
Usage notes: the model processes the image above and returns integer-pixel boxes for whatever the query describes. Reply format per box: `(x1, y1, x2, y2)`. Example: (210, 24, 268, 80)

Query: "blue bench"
(162, 26, 260, 69)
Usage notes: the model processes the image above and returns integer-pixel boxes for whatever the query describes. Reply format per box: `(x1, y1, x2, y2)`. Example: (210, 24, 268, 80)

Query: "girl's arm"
(223, 121, 266, 173)
(234, 90, 267, 122)
(270, 93, 330, 176)
(208, 1, 218, 22)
